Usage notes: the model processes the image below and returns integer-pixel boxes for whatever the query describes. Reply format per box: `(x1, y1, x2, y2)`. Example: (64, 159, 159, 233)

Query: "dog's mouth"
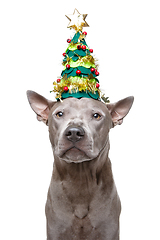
(60, 146, 90, 163)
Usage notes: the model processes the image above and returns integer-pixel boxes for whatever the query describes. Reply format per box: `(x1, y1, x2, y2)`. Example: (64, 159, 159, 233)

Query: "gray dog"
(27, 90, 134, 240)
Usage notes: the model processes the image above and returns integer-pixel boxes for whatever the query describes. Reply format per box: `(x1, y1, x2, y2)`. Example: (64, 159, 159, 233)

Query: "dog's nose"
(65, 126, 85, 142)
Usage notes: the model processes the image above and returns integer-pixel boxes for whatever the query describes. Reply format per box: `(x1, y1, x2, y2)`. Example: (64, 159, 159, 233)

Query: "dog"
(27, 90, 134, 240)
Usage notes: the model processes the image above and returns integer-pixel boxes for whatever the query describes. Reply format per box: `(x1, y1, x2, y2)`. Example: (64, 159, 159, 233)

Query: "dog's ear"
(27, 90, 56, 125)
(107, 96, 134, 127)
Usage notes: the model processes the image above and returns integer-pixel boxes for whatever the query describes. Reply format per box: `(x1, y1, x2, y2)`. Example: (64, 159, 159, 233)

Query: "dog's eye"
(56, 112, 63, 118)
(93, 113, 101, 119)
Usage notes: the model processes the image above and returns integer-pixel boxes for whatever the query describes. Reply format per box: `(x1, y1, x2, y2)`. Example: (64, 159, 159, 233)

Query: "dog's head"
(27, 91, 134, 163)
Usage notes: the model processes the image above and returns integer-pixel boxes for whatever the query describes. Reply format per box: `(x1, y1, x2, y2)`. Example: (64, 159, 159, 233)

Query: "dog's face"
(27, 91, 134, 163)
(48, 98, 113, 163)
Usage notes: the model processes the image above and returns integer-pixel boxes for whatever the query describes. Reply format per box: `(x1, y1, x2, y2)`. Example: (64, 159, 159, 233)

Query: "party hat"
(51, 9, 109, 102)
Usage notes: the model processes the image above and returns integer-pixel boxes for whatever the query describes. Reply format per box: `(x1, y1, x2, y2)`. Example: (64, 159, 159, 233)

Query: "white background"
(0, 0, 160, 239)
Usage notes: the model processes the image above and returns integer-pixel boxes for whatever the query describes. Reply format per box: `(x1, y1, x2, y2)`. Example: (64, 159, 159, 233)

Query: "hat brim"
(59, 90, 99, 100)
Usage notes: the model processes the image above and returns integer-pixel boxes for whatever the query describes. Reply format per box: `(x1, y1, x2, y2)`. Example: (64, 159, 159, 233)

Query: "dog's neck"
(52, 140, 113, 185)
(50, 141, 114, 219)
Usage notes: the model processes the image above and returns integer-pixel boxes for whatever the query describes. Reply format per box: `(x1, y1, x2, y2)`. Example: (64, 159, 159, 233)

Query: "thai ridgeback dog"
(27, 90, 134, 240)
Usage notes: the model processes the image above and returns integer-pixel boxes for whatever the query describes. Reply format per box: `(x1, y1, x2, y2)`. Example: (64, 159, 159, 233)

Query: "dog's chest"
(58, 215, 103, 240)
(46, 159, 120, 239)
(46, 180, 114, 236)
(49, 199, 115, 240)
(74, 203, 89, 219)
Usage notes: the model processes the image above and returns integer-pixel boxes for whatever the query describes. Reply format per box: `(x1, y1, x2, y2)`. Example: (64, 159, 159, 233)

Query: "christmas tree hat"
(51, 9, 109, 102)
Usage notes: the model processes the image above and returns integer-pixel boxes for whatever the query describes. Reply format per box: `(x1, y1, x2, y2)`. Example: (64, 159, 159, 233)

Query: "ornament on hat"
(65, 8, 89, 32)
(51, 9, 109, 102)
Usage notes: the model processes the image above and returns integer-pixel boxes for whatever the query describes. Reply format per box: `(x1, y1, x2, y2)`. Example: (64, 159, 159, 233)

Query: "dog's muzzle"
(57, 124, 100, 163)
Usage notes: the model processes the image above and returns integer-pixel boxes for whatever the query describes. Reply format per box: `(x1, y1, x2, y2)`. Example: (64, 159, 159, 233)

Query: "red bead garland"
(95, 71, 99, 76)
(96, 83, 100, 88)
(91, 68, 95, 73)
(76, 70, 81, 75)
(83, 31, 87, 35)
(66, 64, 70, 69)
(64, 86, 69, 92)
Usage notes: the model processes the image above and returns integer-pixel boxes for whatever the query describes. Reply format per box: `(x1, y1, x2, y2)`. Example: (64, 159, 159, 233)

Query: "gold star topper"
(65, 9, 89, 32)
